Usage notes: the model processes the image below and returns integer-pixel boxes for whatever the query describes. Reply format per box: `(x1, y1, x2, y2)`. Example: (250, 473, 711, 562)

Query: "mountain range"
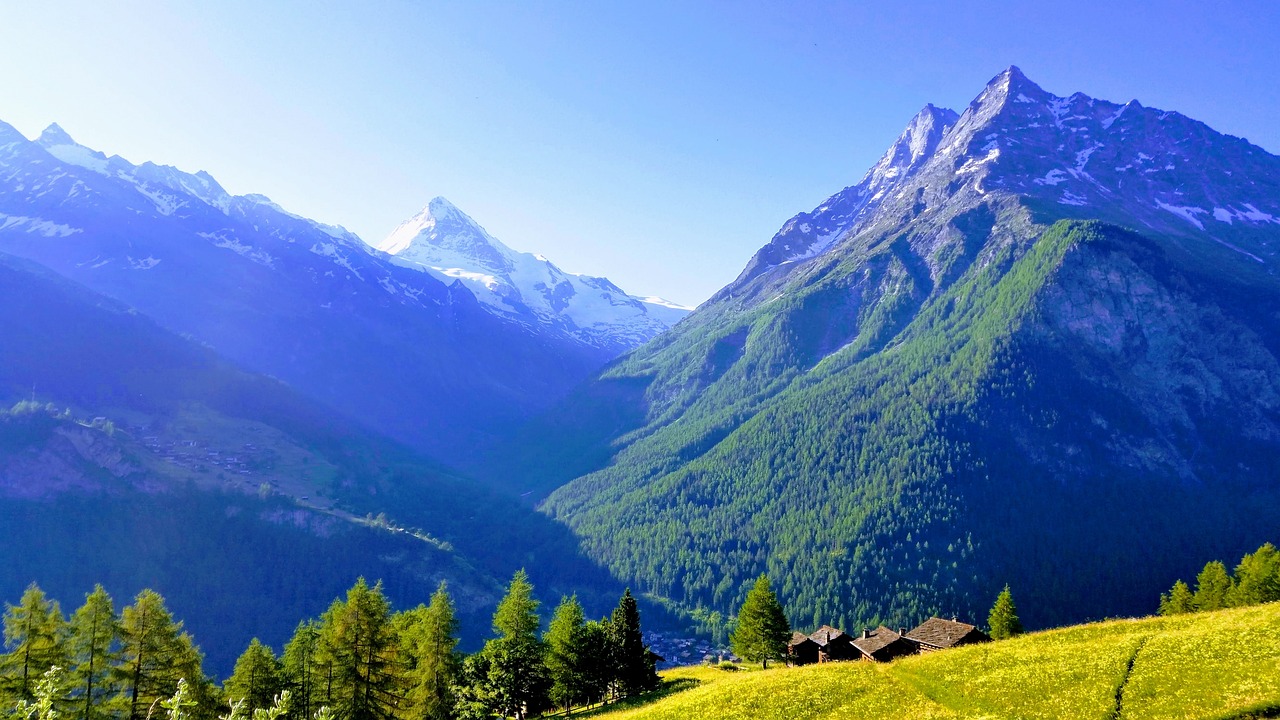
(0, 123, 685, 459)
(2, 64, 1279, 663)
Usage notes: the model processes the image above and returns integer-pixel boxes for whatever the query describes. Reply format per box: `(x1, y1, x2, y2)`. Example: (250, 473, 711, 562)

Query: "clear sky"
(1, 1, 1277, 307)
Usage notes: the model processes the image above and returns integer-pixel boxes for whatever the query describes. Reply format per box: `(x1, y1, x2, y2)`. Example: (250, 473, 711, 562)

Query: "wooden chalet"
(850, 626, 918, 663)
(787, 631, 820, 665)
(810, 625, 858, 662)
(905, 617, 991, 653)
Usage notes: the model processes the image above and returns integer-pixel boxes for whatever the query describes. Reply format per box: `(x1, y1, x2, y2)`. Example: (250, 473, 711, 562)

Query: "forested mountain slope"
(523, 68, 1280, 632)
(0, 252, 618, 672)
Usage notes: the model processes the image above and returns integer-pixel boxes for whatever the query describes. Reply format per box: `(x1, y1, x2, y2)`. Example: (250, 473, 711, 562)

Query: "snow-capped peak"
(376, 197, 688, 350)
(36, 123, 114, 174)
(378, 196, 515, 276)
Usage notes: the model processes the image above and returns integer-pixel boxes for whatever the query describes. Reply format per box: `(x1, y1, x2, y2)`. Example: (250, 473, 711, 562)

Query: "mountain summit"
(376, 198, 689, 352)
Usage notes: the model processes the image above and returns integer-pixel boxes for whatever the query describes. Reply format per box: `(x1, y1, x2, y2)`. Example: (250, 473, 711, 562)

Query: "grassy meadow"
(585, 602, 1280, 720)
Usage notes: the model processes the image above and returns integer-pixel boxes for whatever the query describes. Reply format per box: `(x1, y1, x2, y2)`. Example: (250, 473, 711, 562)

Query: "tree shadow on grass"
(543, 677, 703, 718)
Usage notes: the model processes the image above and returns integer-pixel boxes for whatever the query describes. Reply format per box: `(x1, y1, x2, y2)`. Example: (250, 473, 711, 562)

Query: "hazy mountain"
(521, 67, 1280, 631)
(378, 197, 689, 354)
(0, 250, 619, 673)
(0, 122, 646, 460)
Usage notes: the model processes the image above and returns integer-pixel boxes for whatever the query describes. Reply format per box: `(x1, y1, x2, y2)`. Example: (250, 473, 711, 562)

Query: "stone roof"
(851, 626, 903, 656)
(809, 625, 848, 647)
(789, 631, 816, 647)
(906, 617, 986, 648)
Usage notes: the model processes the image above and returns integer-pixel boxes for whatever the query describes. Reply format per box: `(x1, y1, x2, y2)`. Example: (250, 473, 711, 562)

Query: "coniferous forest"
(0, 575, 660, 720)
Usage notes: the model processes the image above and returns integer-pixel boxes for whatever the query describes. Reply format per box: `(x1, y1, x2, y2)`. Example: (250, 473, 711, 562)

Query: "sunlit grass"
(588, 603, 1280, 720)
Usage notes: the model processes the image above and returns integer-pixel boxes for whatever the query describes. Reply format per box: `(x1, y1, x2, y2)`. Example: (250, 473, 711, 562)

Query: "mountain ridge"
(377, 196, 689, 353)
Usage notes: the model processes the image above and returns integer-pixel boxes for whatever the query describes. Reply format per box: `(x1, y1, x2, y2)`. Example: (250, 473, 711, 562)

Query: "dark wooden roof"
(809, 625, 848, 647)
(906, 617, 989, 648)
(789, 631, 817, 647)
(851, 626, 902, 656)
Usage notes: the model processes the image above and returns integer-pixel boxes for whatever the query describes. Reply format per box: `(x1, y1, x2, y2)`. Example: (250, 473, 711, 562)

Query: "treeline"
(1, 573, 658, 720)
(1158, 542, 1280, 615)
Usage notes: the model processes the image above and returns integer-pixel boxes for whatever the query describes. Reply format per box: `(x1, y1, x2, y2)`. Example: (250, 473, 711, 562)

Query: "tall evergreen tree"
(2, 583, 67, 704)
(574, 621, 612, 707)
(1226, 543, 1280, 608)
(544, 596, 585, 712)
(315, 579, 400, 720)
(1192, 561, 1233, 611)
(224, 639, 283, 714)
(281, 622, 321, 720)
(402, 583, 460, 720)
(988, 585, 1024, 639)
(1158, 580, 1195, 616)
(479, 570, 548, 720)
(608, 590, 656, 698)
(66, 585, 119, 720)
(113, 589, 210, 720)
(729, 575, 790, 669)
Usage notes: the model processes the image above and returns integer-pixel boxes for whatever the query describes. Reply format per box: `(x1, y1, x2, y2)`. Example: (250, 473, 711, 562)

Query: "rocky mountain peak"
(378, 196, 515, 276)
(37, 122, 77, 147)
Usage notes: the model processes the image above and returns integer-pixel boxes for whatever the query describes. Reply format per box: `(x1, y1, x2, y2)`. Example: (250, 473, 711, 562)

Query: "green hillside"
(531, 216, 1280, 632)
(590, 602, 1280, 720)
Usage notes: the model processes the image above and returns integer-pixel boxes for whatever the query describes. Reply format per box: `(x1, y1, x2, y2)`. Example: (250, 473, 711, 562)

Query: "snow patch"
(1155, 200, 1207, 230)
(0, 213, 82, 237)
(127, 256, 161, 270)
(1033, 169, 1068, 186)
(1058, 191, 1089, 206)
(1213, 204, 1280, 225)
(201, 231, 276, 267)
(309, 242, 363, 280)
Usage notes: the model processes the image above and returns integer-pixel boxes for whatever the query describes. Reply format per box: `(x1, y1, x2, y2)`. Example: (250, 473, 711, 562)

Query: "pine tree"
(224, 639, 283, 714)
(1192, 561, 1233, 611)
(402, 582, 460, 720)
(988, 585, 1024, 639)
(281, 622, 321, 720)
(113, 589, 210, 720)
(1158, 580, 1195, 615)
(314, 578, 401, 720)
(608, 590, 656, 698)
(1226, 543, 1280, 608)
(2, 583, 67, 704)
(544, 596, 585, 712)
(478, 570, 548, 720)
(66, 585, 119, 720)
(729, 575, 790, 669)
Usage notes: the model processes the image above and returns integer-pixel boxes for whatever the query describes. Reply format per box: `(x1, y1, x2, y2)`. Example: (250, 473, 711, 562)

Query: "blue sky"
(1, 1, 1277, 306)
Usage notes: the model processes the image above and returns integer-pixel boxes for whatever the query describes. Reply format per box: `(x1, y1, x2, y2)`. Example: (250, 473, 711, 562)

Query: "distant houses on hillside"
(787, 617, 990, 665)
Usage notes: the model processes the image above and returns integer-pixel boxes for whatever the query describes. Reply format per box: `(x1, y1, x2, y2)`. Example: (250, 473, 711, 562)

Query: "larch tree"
(729, 575, 790, 669)
(402, 582, 460, 720)
(1226, 542, 1280, 608)
(113, 589, 211, 720)
(987, 585, 1024, 639)
(315, 578, 401, 720)
(66, 585, 119, 720)
(224, 639, 283, 714)
(2, 583, 67, 704)
(1192, 561, 1233, 611)
(281, 621, 322, 720)
(1158, 580, 1195, 616)
(480, 570, 548, 720)
(543, 596, 585, 712)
